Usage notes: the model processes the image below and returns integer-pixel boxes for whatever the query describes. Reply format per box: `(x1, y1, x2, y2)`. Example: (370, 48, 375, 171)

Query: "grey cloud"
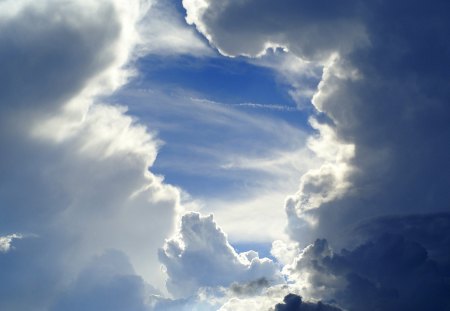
(291, 1, 450, 248)
(183, 3, 450, 309)
(355, 213, 450, 263)
(0, 1, 120, 119)
(290, 228, 450, 311)
(274, 294, 342, 311)
(50, 250, 153, 311)
(230, 278, 270, 296)
(183, 0, 367, 60)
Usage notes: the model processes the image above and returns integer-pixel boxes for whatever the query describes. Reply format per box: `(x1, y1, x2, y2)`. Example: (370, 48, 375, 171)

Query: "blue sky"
(112, 51, 320, 243)
(119, 54, 313, 194)
(1, 1, 450, 310)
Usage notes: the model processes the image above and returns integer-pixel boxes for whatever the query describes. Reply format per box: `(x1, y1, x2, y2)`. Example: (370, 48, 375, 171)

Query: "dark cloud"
(355, 213, 450, 263)
(290, 0, 450, 248)
(274, 293, 342, 311)
(184, 0, 366, 60)
(230, 278, 270, 296)
(184, 0, 450, 308)
(292, 230, 450, 311)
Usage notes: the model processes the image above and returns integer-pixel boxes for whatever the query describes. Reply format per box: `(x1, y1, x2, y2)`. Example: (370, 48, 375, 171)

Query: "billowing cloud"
(183, 0, 450, 244)
(4, 0, 450, 309)
(183, 0, 367, 60)
(0, 0, 181, 309)
(285, 224, 450, 310)
(159, 212, 283, 297)
(182, 0, 450, 308)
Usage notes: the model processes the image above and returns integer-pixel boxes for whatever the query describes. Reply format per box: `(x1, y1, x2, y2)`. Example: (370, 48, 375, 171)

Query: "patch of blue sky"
(232, 242, 275, 261)
(115, 54, 315, 197)
(133, 54, 313, 127)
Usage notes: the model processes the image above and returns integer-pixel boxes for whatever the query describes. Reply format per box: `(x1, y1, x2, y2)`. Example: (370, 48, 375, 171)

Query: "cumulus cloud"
(182, 0, 450, 308)
(183, 0, 367, 60)
(159, 212, 283, 298)
(0, 0, 181, 309)
(183, 0, 450, 244)
(4, 0, 450, 309)
(286, 117, 355, 232)
(284, 226, 450, 310)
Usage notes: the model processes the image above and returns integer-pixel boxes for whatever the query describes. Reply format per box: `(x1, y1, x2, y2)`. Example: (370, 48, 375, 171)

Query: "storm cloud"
(183, 0, 450, 308)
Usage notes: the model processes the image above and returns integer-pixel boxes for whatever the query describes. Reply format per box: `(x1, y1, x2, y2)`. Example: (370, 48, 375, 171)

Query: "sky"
(1, 1, 450, 310)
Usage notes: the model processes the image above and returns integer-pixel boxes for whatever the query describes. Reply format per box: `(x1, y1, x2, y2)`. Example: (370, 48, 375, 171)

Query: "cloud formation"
(274, 293, 342, 311)
(159, 212, 283, 297)
(0, 0, 181, 309)
(285, 226, 450, 310)
(183, 0, 450, 244)
(183, 0, 367, 60)
(3, 0, 450, 309)
(183, 0, 450, 308)
(0, 234, 22, 253)
(50, 250, 154, 311)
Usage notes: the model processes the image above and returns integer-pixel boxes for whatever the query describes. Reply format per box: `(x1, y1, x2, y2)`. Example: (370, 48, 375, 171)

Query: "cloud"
(284, 223, 450, 310)
(229, 278, 270, 296)
(0, 234, 22, 253)
(0, 0, 181, 309)
(182, 0, 450, 309)
(138, 1, 211, 56)
(274, 293, 342, 311)
(3, 0, 450, 309)
(118, 87, 314, 243)
(50, 250, 154, 311)
(183, 0, 450, 245)
(183, 0, 367, 60)
(159, 212, 283, 298)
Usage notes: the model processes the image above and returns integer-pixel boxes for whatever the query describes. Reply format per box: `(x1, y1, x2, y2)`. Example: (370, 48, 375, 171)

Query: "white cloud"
(159, 212, 284, 298)
(0, 234, 22, 253)
(0, 0, 181, 309)
(138, 1, 211, 56)
(286, 118, 355, 232)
